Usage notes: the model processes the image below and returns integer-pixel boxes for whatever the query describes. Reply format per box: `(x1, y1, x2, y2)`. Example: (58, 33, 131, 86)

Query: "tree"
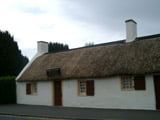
(85, 42, 94, 47)
(48, 42, 69, 53)
(0, 30, 29, 76)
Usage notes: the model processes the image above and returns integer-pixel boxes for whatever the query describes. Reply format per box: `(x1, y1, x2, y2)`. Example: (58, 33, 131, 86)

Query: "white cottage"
(16, 20, 160, 110)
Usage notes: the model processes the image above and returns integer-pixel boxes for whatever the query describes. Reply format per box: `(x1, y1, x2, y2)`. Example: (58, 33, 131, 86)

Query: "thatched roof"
(17, 34, 160, 82)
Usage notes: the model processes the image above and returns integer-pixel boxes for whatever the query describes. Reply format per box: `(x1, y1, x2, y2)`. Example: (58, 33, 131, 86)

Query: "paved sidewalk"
(0, 104, 160, 120)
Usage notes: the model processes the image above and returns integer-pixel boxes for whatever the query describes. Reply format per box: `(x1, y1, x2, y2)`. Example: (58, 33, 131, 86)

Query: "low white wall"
(63, 75, 156, 110)
(16, 81, 53, 106)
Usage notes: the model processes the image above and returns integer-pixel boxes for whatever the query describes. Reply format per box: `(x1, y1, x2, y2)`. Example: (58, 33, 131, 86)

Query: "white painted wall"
(17, 75, 156, 110)
(63, 75, 156, 110)
(16, 81, 53, 106)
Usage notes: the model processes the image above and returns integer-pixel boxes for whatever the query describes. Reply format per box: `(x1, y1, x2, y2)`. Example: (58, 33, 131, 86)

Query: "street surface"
(0, 114, 66, 120)
(1, 104, 160, 120)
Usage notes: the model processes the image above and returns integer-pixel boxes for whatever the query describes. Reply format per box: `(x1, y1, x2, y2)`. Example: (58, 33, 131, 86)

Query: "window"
(78, 80, 94, 96)
(26, 82, 37, 95)
(79, 81, 87, 96)
(121, 76, 145, 91)
(46, 68, 61, 77)
(121, 76, 134, 90)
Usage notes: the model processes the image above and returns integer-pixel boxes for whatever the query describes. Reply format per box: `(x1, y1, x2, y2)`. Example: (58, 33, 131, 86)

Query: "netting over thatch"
(17, 34, 160, 81)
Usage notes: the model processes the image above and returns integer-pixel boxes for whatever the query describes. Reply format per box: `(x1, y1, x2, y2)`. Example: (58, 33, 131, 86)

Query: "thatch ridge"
(44, 40, 125, 56)
(136, 33, 160, 40)
(18, 34, 160, 81)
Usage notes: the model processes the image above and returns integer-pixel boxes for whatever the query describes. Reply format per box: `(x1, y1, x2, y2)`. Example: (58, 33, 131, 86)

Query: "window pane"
(32, 83, 37, 94)
(79, 81, 86, 96)
(26, 82, 37, 95)
(26, 83, 31, 95)
(121, 76, 134, 90)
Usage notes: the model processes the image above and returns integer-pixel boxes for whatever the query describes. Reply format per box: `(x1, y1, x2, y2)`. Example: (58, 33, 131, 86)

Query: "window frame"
(78, 80, 87, 96)
(78, 80, 95, 97)
(26, 82, 37, 95)
(121, 75, 146, 91)
(121, 76, 135, 91)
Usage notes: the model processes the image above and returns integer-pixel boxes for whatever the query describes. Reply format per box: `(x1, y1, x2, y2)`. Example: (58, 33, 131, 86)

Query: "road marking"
(0, 114, 66, 120)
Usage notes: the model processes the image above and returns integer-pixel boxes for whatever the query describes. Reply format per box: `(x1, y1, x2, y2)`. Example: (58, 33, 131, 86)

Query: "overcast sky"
(0, 0, 160, 59)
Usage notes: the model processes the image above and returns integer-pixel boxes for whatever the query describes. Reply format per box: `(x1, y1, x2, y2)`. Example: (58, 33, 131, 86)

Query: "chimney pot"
(125, 19, 137, 42)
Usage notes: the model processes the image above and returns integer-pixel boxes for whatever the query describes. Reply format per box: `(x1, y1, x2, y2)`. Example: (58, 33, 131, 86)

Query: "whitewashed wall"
(17, 75, 156, 110)
(16, 81, 53, 106)
(63, 75, 156, 110)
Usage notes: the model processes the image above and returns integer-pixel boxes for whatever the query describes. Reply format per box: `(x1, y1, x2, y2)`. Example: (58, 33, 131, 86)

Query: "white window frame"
(78, 80, 87, 96)
(121, 76, 134, 91)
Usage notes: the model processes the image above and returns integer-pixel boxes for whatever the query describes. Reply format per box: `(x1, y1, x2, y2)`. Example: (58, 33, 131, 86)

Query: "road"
(1, 104, 160, 120)
(0, 114, 66, 120)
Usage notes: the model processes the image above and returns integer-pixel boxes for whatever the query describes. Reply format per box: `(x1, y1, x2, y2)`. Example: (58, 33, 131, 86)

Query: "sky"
(0, 0, 160, 59)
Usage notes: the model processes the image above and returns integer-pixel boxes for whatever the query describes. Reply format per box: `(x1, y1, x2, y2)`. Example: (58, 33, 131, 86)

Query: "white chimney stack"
(37, 41, 48, 55)
(125, 19, 137, 42)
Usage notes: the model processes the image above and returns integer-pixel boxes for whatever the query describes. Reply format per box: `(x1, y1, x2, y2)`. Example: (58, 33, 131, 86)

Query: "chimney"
(37, 41, 48, 55)
(125, 19, 137, 42)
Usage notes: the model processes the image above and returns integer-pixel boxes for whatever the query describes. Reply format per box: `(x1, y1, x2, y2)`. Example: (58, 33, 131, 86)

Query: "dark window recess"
(134, 76, 145, 90)
(26, 83, 31, 95)
(86, 80, 94, 96)
(47, 68, 61, 77)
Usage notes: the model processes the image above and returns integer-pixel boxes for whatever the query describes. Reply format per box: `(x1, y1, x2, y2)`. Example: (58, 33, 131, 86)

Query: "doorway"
(154, 75, 160, 109)
(54, 80, 62, 106)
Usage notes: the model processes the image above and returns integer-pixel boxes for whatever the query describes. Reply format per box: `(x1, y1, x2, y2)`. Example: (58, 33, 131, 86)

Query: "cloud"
(0, 0, 160, 60)
(19, 6, 46, 15)
(55, 0, 160, 34)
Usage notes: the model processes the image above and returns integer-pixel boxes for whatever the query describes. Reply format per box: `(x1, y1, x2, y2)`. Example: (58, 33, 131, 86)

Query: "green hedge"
(0, 76, 16, 104)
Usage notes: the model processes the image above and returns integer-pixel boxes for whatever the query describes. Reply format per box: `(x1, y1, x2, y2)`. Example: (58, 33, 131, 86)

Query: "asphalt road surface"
(1, 104, 160, 120)
(0, 114, 66, 120)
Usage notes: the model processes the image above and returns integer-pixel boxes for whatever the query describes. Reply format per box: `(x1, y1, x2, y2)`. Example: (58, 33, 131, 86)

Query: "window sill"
(26, 93, 37, 96)
(121, 89, 135, 91)
(78, 94, 87, 97)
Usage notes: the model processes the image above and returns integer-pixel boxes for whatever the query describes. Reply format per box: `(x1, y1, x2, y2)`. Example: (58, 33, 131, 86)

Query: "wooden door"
(54, 80, 62, 106)
(154, 75, 160, 109)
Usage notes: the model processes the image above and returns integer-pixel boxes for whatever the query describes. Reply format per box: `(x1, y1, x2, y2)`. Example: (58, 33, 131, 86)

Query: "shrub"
(0, 76, 16, 104)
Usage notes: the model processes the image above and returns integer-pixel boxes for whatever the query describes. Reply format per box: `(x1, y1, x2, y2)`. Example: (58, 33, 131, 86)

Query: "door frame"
(154, 75, 160, 110)
(53, 80, 63, 106)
